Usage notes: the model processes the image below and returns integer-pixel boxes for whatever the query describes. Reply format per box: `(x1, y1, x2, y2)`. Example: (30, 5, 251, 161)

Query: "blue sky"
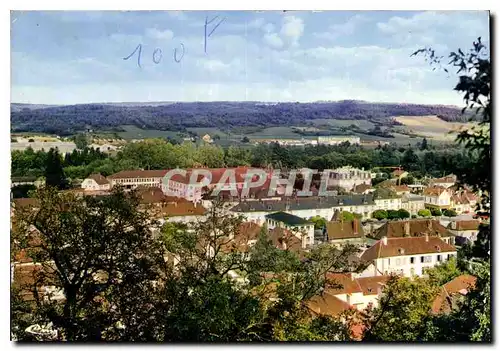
(11, 10, 489, 105)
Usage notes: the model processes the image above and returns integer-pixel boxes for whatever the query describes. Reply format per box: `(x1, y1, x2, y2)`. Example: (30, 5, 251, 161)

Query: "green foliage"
(386, 210, 399, 220)
(73, 133, 89, 150)
(44, 148, 68, 190)
(425, 257, 462, 286)
(400, 175, 415, 185)
(363, 275, 440, 341)
(241, 136, 250, 143)
(418, 209, 432, 217)
(372, 209, 388, 220)
(11, 184, 37, 199)
(443, 209, 457, 217)
(430, 208, 442, 216)
(308, 216, 327, 230)
(397, 209, 411, 219)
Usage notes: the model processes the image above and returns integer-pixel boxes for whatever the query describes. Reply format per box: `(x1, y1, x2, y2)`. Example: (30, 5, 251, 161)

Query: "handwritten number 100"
(123, 15, 224, 68)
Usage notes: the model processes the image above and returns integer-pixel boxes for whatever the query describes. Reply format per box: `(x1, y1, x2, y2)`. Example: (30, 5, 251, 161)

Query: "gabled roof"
(221, 222, 262, 253)
(266, 212, 313, 226)
(108, 170, 169, 179)
(353, 183, 374, 194)
(371, 219, 454, 240)
(306, 292, 353, 317)
(152, 202, 207, 218)
(327, 219, 364, 240)
(269, 227, 303, 254)
(392, 169, 407, 177)
(360, 236, 456, 262)
(431, 275, 477, 314)
(87, 173, 110, 185)
(447, 220, 481, 231)
(12, 198, 40, 209)
(230, 194, 376, 213)
(423, 187, 449, 196)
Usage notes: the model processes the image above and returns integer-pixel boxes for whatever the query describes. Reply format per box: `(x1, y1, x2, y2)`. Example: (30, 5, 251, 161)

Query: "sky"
(11, 10, 490, 106)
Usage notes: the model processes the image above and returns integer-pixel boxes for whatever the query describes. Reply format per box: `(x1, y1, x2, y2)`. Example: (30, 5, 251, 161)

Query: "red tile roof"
(447, 220, 481, 231)
(431, 275, 477, 314)
(372, 219, 453, 240)
(327, 219, 364, 240)
(360, 236, 456, 262)
(87, 173, 109, 185)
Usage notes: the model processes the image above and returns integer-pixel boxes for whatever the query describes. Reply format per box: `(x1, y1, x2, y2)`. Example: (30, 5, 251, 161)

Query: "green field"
(310, 119, 376, 129)
(117, 125, 179, 140)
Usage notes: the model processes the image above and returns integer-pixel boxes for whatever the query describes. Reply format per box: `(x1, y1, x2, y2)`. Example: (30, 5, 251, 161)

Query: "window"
(420, 256, 432, 263)
(437, 255, 442, 262)
(410, 257, 415, 264)
(396, 258, 401, 266)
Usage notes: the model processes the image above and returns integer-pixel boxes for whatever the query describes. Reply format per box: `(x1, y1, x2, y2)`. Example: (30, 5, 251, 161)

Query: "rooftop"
(371, 219, 454, 240)
(360, 236, 456, 262)
(231, 194, 375, 213)
(266, 212, 312, 226)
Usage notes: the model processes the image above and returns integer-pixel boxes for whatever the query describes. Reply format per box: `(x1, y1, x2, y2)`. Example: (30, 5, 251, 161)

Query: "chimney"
(382, 236, 388, 246)
(425, 233, 429, 242)
(427, 220, 432, 232)
(404, 221, 410, 237)
(353, 220, 359, 235)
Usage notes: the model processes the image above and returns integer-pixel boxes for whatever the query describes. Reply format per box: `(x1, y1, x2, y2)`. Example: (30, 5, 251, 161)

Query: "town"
(10, 9, 490, 344)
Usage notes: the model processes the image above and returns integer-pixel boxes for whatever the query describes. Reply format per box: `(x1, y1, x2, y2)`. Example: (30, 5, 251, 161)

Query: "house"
(450, 191, 478, 214)
(389, 185, 410, 196)
(81, 174, 111, 191)
(327, 166, 372, 191)
(317, 136, 361, 145)
(89, 143, 119, 154)
(326, 211, 366, 246)
(391, 169, 409, 180)
(162, 167, 271, 203)
(220, 222, 263, 254)
(153, 201, 208, 224)
(269, 227, 305, 255)
(447, 220, 482, 243)
(424, 187, 452, 210)
(230, 194, 378, 224)
(202, 134, 213, 143)
(307, 273, 389, 317)
(431, 275, 477, 314)
(108, 170, 168, 189)
(369, 219, 456, 245)
(265, 212, 314, 248)
(360, 235, 457, 277)
(353, 183, 375, 195)
(401, 193, 425, 215)
(429, 175, 457, 189)
(372, 188, 402, 212)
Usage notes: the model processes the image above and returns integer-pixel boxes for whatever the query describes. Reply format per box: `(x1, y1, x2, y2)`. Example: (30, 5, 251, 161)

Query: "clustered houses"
(81, 174, 111, 191)
(431, 275, 477, 314)
(230, 195, 377, 224)
(401, 193, 425, 215)
(327, 166, 372, 191)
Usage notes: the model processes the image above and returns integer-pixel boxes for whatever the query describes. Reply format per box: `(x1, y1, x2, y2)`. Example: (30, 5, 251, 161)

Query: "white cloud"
(145, 28, 174, 41)
(263, 33, 284, 49)
(280, 16, 304, 45)
(262, 23, 275, 33)
(313, 14, 369, 41)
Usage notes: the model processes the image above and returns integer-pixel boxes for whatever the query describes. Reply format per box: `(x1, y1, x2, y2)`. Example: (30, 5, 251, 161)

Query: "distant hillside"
(11, 103, 60, 112)
(10, 100, 474, 135)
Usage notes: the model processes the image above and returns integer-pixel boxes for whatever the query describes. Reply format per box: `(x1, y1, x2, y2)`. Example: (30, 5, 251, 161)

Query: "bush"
(397, 209, 411, 219)
(443, 209, 457, 217)
(418, 209, 432, 217)
(372, 209, 388, 220)
(430, 208, 442, 216)
(387, 210, 399, 220)
(411, 214, 417, 219)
